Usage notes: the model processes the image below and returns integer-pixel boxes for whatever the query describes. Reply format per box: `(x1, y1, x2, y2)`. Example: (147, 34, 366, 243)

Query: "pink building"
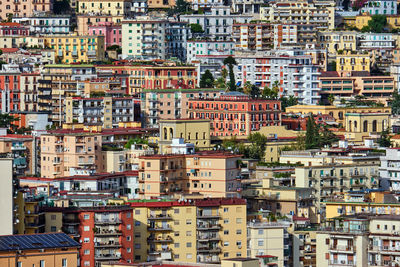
(88, 22, 121, 48)
(0, 23, 29, 36)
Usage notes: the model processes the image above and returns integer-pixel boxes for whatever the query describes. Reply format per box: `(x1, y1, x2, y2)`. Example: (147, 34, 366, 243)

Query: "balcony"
(11, 145, 26, 150)
(148, 214, 172, 220)
(63, 218, 79, 225)
(197, 246, 221, 253)
(147, 236, 173, 243)
(94, 229, 122, 237)
(95, 218, 122, 225)
(148, 225, 172, 231)
(94, 242, 121, 248)
(197, 223, 222, 230)
(197, 214, 220, 219)
(198, 234, 221, 241)
(94, 254, 121, 261)
(329, 245, 355, 253)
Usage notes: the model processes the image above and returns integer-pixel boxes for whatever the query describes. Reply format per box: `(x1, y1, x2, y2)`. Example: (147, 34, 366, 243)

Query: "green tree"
(247, 133, 268, 160)
(391, 91, 400, 115)
(280, 95, 298, 111)
(378, 128, 391, 147)
(367, 15, 387, 33)
(327, 94, 335, 105)
(0, 113, 19, 129)
(305, 116, 320, 149)
(199, 70, 214, 88)
(124, 137, 148, 149)
(168, 0, 192, 15)
(262, 86, 279, 100)
(223, 56, 237, 91)
(214, 77, 226, 89)
(189, 23, 204, 33)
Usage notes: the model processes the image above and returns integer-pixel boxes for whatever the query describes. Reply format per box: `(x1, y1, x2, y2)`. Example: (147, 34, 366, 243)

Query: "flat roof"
(0, 233, 80, 251)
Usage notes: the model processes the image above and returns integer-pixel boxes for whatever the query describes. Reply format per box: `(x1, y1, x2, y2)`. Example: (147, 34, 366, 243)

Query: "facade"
(78, 0, 135, 17)
(138, 151, 242, 198)
(77, 15, 124, 35)
(234, 52, 322, 104)
(0, 233, 80, 267)
(129, 198, 247, 263)
(0, 0, 52, 21)
(336, 52, 370, 73)
(361, 0, 397, 15)
(188, 92, 281, 137)
(12, 15, 71, 35)
(186, 40, 234, 63)
(0, 159, 13, 235)
(40, 131, 103, 178)
(317, 31, 358, 56)
(358, 33, 395, 50)
(379, 148, 400, 191)
(88, 22, 122, 48)
(0, 70, 21, 113)
(0, 22, 29, 36)
(43, 35, 105, 63)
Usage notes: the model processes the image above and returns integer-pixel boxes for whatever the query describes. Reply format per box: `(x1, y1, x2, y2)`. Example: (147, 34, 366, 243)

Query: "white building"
(12, 15, 71, 35)
(361, 0, 397, 15)
(358, 33, 395, 50)
(234, 51, 322, 104)
(180, 6, 253, 40)
(379, 148, 400, 191)
(186, 40, 234, 63)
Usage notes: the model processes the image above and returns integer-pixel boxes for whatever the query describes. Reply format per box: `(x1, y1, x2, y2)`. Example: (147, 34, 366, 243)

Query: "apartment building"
(234, 52, 322, 104)
(20, 73, 39, 112)
(0, 0, 52, 21)
(45, 205, 134, 267)
(65, 96, 139, 129)
(159, 119, 211, 153)
(260, 1, 335, 30)
(0, 22, 29, 36)
(0, 233, 79, 267)
(181, 6, 253, 40)
(317, 216, 369, 267)
(361, 0, 397, 15)
(188, 92, 281, 137)
(317, 31, 358, 56)
(12, 15, 71, 35)
(295, 163, 380, 216)
(359, 33, 395, 50)
(138, 151, 242, 198)
(232, 23, 274, 51)
(97, 64, 197, 94)
(77, 14, 124, 35)
(40, 130, 103, 178)
(141, 88, 220, 128)
(274, 24, 318, 48)
(78, 0, 135, 17)
(379, 148, 400, 191)
(247, 221, 292, 267)
(88, 22, 122, 48)
(43, 35, 105, 63)
(121, 19, 188, 61)
(0, 70, 21, 113)
(336, 52, 371, 73)
(186, 40, 235, 63)
(129, 198, 247, 263)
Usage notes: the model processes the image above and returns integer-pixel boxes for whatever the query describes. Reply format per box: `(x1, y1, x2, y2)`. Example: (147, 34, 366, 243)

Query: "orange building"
(0, 0, 52, 21)
(0, 233, 80, 267)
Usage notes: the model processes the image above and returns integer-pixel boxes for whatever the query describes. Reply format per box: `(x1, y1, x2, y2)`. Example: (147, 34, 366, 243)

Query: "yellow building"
(355, 15, 372, 29)
(356, 14, 400, 30)
(159, 119, 212, 153)
(336, 52, 370, 72)
(78, 0, 134, 16)
(344, 112, 390, 142)
(286, 105, 391, 125)
(44, 35, 105, 63)
(317, 31, 358, 56)
(129, 198, 247, 263)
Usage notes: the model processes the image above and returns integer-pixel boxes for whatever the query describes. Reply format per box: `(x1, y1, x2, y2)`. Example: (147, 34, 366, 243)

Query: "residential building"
(121, 19, 189, 61)
(43, 35, 105, 63)
(181, 6, 253, 40)
(147, 0, 175, 9)
(247, 221, 292, 267)
(336, 52, 370, 73)
(0, 70, 21, 113)
(0, 233, 80, 267)
(361, 0, 397, 15)
(138, 151, 242, 198)
(15, 194, 45, 234)
(379, 148, 400, 191)
(260, 1, 335, 30)
(159, 119, 211, 153)
(234, 51, 322, 105)
(317, 31, 358, 56)
(40, 130, 103, 178)
(45, 205, 134, 267)
(88, 22, 122, 48)
(358, 33, 395, 50)
(77, 14, 124, 35)
(12, 15, 71, 35)
(186, 40, 235, 63)
(188, 92, 281, 137)
(232, 23, 274, 51)
(0, 0, 52, 21)
(344, 112, 390, 142)
(142, 89, 222, 128)
(231, 0, 264, 14)
(129, 198, 247, 263)
(20, 73, 40, 112)
(78, 0, 135, 17)
(65, 96, 140, 129)
(0, 22, 29, 36)
(0, 158, 13, 235)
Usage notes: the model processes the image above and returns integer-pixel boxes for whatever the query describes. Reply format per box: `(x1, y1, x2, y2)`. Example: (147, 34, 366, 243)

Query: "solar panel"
(0, 233, 80, 251)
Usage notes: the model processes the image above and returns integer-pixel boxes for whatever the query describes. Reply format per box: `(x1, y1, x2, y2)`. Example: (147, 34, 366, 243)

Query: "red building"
(49, 205, 134, 267)
(188, 92, 281, 137)
(282, 113, 337, 130)
(0, 22, 29, 36)
(0, 72, 21, 113)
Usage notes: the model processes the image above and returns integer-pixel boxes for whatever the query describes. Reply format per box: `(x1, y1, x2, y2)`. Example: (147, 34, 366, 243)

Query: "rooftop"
(0, 233, 80, 251)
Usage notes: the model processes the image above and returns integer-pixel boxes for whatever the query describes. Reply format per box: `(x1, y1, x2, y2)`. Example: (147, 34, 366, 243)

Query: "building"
(358, 33, 395, 50)
(180, 6, 253, 40)
(234, 51, 322, 105)
(0, 69, 22, 113)
(43, 35, 105, 63)
(232, 23, 274, 51)
(0, 233, 80, 267)
(336, 52, 370, 73)
(121, 19, 189, 61)
(129, 198, 247, 263)
(186, 40, 235, 63)
(0, 0, 52, 21)
(45, 205, 134, 267)
(188, 92, 281, 137)
(138, 151, 242, 198)
(78, 0, 135, 17)
(0, 159, 13, 235)
(77, 14, 124, 35)
(40, 130, 103, 178)
(247, 221, 292, 267)
(344, 112, 390, 142)
(159, 119, 211, 153)
(12, 15, 71, 35)
(379, 148, 400, 191)
(0, 22, 29, 36)
(88, 22, 122, 48)
(260, 1, 335, 30)
(65, 96, 140, 129)
(361, 0, 397, 15)
(317, 31, 358, 56)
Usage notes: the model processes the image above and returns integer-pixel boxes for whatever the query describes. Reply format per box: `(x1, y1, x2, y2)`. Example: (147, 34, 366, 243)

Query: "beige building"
(159, 119, 211, 153)
(130, 198, 247, 263)
(317, 31, 358, 56)
(78, 0, 134, 16)
(344, 112, 391, 143)
(0, 0, 52, 21)
(0, 159, 13, 235)
(138, 151, 242, 198)
(336, 52, 371, 73)
(76, 14, 123, 35)
(101, 150, 126, 173)
(40, 131, 103, 178)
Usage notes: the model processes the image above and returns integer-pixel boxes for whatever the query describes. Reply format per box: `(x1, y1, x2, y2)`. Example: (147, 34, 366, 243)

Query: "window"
(186, 253, 192, 259)
(224, 208, 229, 212)
(40, 260, 45, 267)
(377, 224, 380, 230)
(224, 219, 229, 224)
(174, 243, 180, 248)
(224, 230, 229, 235)
(135, 210, 140, 215)
(127, 248, 132, 253)
(127, 224, 131, 230)
(51, 215, 56, 220)
(84, 250, 90, 255)
(186, 231, 192, 236)
(187, 242, 192, 247)
(224, 241, 229, 246)
(51, 226, 57, 232)
(224, 252, 229, 257)
(127, 236, 131, 241)
(325, 238, 330, 245)
(236, 230, 242, 235)
(186, 219, 192, 225)
(62, 259, 67, 267)
(258, 240, 264, 246)
(84, 214, 90, 220)
(174, 209, 179, 214)
(84, 261, 90, 266)
(135, 244, 141, 249)
(258, 229, 264, 235)
(84, 238, 90, 243)
(84, 226, 90, 231)
(17, 262, 22, 267)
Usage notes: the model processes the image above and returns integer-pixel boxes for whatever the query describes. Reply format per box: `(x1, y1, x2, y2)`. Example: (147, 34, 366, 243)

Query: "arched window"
(163, 127, 167, 140)
(363, 120, 368, 132)
(338, 112, 343, 120)
(354, 121, 358, 131)
(372, 120, 377, 132)
(349, 120, 352, 132)
(169, 128, 173, 139)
